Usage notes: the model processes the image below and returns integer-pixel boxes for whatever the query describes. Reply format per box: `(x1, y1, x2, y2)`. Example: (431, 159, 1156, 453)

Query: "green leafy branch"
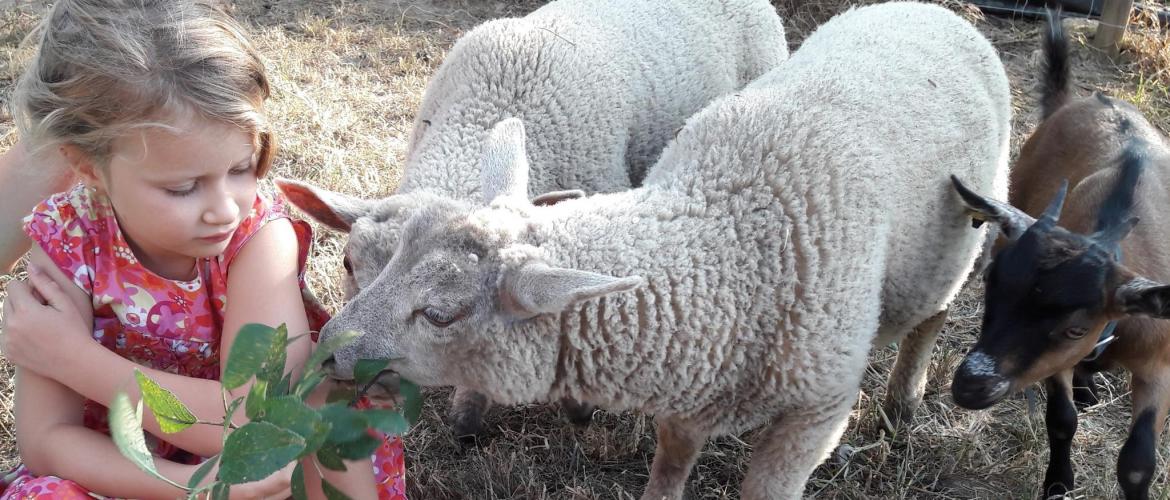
(109, 323, 422, 499)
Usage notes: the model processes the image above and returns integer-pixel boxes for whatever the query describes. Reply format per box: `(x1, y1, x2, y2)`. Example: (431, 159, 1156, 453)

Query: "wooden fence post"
(1094, 0, 1135, 55)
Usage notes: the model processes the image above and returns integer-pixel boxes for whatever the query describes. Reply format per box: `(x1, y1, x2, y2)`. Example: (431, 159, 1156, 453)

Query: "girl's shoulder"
(22, 184, 119, 294)
(220, 188, 313, 273)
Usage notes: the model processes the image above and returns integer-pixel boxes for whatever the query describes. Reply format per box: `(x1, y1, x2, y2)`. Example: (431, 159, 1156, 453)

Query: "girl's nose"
(202, 190, 240, 226)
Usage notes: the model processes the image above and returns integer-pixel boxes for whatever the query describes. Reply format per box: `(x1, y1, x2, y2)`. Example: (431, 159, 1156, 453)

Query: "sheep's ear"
(480, 118, 531, 204)
(950, 175, 1035, 241)
(1116, 277, 1170, 318)
(276, 178, 374, 233)
(532, 189, 586, 206)
(501, 263, 645, 319)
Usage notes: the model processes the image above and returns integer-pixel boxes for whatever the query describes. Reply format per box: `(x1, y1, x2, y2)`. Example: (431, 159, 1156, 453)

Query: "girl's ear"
(59, 144, 103, 187)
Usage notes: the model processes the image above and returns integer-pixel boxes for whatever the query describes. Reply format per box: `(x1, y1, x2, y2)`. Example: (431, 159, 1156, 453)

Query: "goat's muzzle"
(952, 351, 1011, 410)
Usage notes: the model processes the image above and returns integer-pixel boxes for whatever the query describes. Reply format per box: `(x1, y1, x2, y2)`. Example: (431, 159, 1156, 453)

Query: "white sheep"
(292, 3, 1010, 498)
(279, 0, 788, 439)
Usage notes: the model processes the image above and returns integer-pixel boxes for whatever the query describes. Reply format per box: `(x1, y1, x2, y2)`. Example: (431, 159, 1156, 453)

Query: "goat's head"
(278, 119, 641, 403)
(949, 176, 1170, 409)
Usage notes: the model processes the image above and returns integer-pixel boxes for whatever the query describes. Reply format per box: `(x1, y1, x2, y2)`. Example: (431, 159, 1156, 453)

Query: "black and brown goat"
(950, 12, 1170, 500)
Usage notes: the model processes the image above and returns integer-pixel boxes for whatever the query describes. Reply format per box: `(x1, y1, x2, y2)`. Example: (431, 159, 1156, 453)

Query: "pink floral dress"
(1, 184, 407, 500)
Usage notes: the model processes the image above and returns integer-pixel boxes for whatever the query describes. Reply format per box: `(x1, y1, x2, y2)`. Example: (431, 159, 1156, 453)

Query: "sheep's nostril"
(321, 356, 338, 375)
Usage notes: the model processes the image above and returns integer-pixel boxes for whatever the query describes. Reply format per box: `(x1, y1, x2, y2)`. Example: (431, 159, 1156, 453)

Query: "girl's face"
(95, 117, 259, 280)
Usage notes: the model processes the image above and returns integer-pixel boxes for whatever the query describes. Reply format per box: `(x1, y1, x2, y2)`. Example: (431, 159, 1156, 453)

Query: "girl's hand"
(194, 462, 295, 500)
(1, 265, 94, 374)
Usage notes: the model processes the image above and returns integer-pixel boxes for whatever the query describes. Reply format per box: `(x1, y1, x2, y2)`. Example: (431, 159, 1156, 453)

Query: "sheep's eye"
(343, 256, 353, 274)
(1064, 327, 1089, 340)
(422, 307, 458, 328)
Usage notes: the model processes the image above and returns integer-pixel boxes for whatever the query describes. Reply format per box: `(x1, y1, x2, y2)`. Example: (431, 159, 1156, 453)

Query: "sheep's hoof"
(881, 397, 920, 428)
(560, 397, 596, 427)
(450, 415, 486, 446)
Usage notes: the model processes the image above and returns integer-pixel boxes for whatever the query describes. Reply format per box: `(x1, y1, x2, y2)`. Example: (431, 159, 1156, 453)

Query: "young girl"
(0, 1, 406, 498)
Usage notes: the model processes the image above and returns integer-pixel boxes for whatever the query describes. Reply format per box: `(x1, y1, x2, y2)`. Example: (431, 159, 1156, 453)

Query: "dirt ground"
(0, 0, 1168, 498)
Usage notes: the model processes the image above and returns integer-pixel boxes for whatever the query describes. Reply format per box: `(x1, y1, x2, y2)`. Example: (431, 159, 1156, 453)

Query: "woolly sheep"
(294, 3, 1010, 498)
(279, 0, 788, 438)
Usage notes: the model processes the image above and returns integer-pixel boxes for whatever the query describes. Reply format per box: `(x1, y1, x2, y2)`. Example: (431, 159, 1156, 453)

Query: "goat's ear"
(500, 262, 645, 319)
(480, 118, 531, 204)
(276, 178, 373, 233)
(950, 175, 1035, 241)
(532, 189, 586, 206)
(1116, 277, 1170, 318)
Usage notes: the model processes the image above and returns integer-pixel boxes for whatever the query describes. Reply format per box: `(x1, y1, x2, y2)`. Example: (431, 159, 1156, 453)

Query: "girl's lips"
(200, 230, 234, 243)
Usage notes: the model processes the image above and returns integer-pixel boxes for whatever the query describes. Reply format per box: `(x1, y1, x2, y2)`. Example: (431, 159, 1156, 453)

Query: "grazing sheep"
(295, 3, 1010, 497)
(278, 0, 789, 439)
(951, 11, 1170, 500)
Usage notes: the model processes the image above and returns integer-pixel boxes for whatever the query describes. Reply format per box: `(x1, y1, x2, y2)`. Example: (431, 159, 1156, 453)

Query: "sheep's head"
(949, 175, 1170, 410)
(283, 119, 642, 403)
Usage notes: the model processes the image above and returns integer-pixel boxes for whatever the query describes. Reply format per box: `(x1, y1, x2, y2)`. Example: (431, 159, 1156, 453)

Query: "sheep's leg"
(559, 397, 595, 427)
(883, 309, 947, 425)
(741, 399, 853, 500)
(641, 417, 707, 500)
(1116, 366, 1170, 500)
(1042, 370, 1077, 498)
(449, 388, 491, 444)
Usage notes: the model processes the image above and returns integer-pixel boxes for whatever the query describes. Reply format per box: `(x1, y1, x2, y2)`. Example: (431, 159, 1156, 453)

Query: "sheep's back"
(399, 0, 788, 197)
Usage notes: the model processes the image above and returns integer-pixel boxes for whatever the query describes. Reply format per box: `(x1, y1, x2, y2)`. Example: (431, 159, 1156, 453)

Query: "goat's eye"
(422, 307, 458, 328)
(343, 256, 353, 274)
(1064, 327, 1089, 340)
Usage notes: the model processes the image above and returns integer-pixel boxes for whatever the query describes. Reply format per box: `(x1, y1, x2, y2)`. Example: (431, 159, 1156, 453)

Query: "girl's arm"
(15, 368, 294, 499)
(16, 367, 201, 499)
(35, 219, 311, 457)
(0, 142, 74, 273)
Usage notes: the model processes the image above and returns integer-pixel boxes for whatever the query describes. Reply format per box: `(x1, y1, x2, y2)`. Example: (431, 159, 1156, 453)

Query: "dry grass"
(1, 0, 1169, 498)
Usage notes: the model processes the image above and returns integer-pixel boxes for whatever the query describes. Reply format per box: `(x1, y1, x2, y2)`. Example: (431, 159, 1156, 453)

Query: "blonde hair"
(12, 0, 276, 176)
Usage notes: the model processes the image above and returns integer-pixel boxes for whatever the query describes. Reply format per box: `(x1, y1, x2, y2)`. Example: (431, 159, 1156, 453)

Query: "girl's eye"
(230, 163, 254, 175)
(420, 307, 458, 328)
(1064, 327, 1089, 340)
(165, 184, 197, 197)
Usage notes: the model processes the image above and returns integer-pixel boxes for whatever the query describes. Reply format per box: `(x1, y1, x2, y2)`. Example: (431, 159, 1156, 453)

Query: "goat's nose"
(952, 353, 1010, 410)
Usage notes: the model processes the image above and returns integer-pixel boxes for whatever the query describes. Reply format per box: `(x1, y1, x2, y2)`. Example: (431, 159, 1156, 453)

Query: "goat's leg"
(641, 417, 707, 500)
(883, 309, 947, 425)
(741, 397, 854, 499)
(1071, 363, 1101, 410)
(1116, 367, 1170, 500)
(1042, 371, 1078, 499)
(449, 387, 491, 444)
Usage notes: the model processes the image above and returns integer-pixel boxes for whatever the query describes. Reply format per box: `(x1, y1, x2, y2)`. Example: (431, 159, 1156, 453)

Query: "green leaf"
(322, 478, 353, 500)
(271, 372, 293, 399)
(306, 330, 363, 371)
(318, 403, 368, 443)
(260, 324, 290, 398)
(363, 409, 409, 436)
(315, 446, 346, 471)
(334, 434, 381, 460)
(399, 379, 423, 425)
(293, 370, 327, 400)
(186, 455, 220, 491)
(134, 370, 198, 434)
(260, 396, 330, 457)
(291, 462, 308, 500)
(245, 379, 268, 420)
(353, 358, 390, 388)
(211, 483, 230, 500)
(218, 421, 305, 484)
(109, 392, 187, 490)
(222, 323, 278, 390)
